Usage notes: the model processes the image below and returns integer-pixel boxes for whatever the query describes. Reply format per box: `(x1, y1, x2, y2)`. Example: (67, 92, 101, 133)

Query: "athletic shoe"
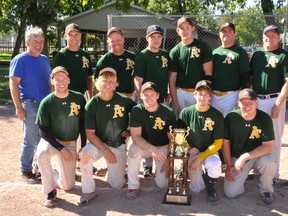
(262, 192, 273, 205)
(21, 169, 37, 184)
(44, 189, 57, 207)
(77, 190, 97, 206)
(126, 189, 139, 200)
(280, 181, 288, 189)
(207, 189, 219, 205)
(143, 167, 153, 179)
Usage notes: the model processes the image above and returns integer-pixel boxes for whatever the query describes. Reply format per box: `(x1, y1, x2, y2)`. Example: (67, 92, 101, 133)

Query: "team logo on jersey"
(249, 126, 261, 139)
(161, 56, 168, 68)
(153, 117, 165, 130)
(82, 56, 89, 68)
(202, 118, 215, 131)
(69, 102, 80, 116)
(113, 104, 125, 118)
(267, 56, 279, 68)
(126, 58, 134, 70)
(223, 53, 235, 64)
(190, 46, 200, 58)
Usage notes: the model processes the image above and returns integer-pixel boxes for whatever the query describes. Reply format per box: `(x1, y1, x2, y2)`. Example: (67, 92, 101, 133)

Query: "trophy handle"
(184, 127, 190, 140)
(169, 125, 175, 142)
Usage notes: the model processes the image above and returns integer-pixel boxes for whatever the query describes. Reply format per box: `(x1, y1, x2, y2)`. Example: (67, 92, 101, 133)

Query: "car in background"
(242, 46, 254, 58)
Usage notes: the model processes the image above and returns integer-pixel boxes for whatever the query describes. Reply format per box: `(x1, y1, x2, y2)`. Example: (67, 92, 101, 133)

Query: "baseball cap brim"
(98, 67, 117, 76)
(50, 66, 69, 78)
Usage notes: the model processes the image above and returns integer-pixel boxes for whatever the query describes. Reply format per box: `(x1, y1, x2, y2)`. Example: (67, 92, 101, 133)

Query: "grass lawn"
(0, 52, 12, 62)
(0, 64, 11, 104)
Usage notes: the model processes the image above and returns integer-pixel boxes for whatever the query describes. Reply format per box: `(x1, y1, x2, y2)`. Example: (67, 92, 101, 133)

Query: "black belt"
(257, 93, 279, 99)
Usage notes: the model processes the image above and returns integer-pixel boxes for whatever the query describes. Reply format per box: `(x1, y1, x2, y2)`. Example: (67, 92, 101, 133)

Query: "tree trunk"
(261, 0, 276, 26)
(12, 21, 26, 59)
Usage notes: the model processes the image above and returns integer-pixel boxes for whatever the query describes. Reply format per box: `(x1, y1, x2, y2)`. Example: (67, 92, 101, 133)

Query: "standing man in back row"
(95, 27, 136, 99)
(52, 23, 94, 99)
(169, 16, 213, 116)
(133, 24, 171, 105)
(9, 26, 51, 184)
(250, 25, 288, 184)
(212, 22, 251, 117)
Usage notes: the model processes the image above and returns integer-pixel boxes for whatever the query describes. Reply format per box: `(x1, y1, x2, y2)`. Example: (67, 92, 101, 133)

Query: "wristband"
(204, 75, 213, 82)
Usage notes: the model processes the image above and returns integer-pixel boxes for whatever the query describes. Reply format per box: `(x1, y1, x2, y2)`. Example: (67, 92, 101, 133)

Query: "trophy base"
(162, 193, 191, 205)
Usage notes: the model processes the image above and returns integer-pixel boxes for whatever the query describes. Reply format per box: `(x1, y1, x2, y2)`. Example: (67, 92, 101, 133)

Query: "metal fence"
(1, 14, 287, 104)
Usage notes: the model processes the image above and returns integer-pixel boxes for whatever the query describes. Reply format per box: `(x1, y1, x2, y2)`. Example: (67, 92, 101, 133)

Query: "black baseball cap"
(238, 88, 257, 101)
(195, 80, 212, 91)
(141, 81, 159, 93)
(263, 25, 280, 35)
(146, 25, 163, 36)
(50, 66, 69, 78)
(220, 22, 235, 32)
(177, 16, 195, 27)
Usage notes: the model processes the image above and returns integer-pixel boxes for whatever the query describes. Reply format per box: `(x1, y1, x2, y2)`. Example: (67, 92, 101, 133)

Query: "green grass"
(0, 52, 12, 62)
(0, 64, 12, 104)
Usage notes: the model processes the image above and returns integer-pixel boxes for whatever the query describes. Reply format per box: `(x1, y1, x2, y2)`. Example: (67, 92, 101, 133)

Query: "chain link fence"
(1, 14, 287, 104)
(108, 14, 287, 53)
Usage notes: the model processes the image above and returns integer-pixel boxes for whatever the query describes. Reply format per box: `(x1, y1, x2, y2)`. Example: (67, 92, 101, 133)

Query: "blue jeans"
(21, 100, 40, 172)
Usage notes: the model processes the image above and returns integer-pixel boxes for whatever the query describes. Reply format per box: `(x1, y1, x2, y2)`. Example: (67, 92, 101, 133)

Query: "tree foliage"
(0, 0, 287, 57)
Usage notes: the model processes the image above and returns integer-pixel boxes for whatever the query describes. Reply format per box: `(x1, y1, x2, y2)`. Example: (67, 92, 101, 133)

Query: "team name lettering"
(249, 126, 261, 139)
(223, 53, 235, 64)
(153, 117, 165, 130)
(82, 56, 89, 68)
(113, 104, 124, 118)
(202, 118, 214, 131)
(190, 46, 200, 58)
(69, 102, 80, 116)
(161, 56, 168, 68)
(126, 58, 134, 70)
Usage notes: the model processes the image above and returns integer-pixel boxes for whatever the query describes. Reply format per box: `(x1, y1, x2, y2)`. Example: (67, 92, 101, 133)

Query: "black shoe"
(44, 189, 57, 207)
(22, 169, 37, 184)
(207, 189, 219, 205)
(262, 192, 273, 205)
(143, 167, 153, 179)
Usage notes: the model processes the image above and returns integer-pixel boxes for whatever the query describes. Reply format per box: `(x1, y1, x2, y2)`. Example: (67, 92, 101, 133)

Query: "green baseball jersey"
(52, 47, 93, 94)
(169, 39, 213, 88)
(250, 48, 288, 94)
(224, 109, 275, 158)
(178, 105, 224, 152)
(130, 103, 177, 147)
(213, 44, 250, 91)
(85, 92, 136, 148)
(36, 90, 86, 141)
(95, 50, 136, 93)
(132, 48, 171, 102)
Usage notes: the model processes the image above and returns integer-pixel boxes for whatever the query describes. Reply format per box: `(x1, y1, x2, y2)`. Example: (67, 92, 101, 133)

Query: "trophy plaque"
(163, 126, 191, 205)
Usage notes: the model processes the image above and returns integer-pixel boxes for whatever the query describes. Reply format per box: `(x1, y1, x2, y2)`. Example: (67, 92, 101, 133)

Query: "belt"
(257, 93, 279, 99)
(57, 139, 75, 145)
(119, 92, 133, 97)
(177, 87, 195, 92)
(213, 91, 228, 96)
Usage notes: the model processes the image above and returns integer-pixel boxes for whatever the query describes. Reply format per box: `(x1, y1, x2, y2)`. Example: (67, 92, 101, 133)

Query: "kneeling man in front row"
(222, 88, 276, 205)
(126, 82, 177, 200)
